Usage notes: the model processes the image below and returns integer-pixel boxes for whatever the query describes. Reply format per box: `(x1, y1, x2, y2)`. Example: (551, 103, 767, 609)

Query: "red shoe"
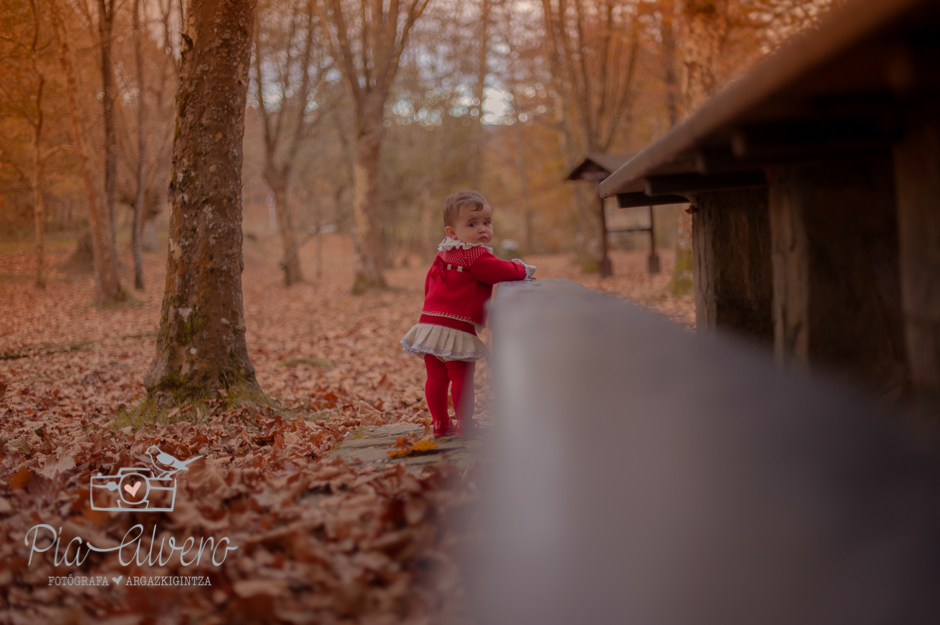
(455, 418, 482, 437)
(433, 417, 455, 438)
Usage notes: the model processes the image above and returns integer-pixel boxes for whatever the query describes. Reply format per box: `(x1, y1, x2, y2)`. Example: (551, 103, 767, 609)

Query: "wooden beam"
(694, 147, 748, 174)
(695, 143, 897, 174)
(482, 278, 940, 624)
(768, 156, 910, 392)
(607, 226, 652, 234)
(617, 192, 688, 208)
(692, 189, 773, 342)
(893, 99, 940, 400)
(645, 171, 767, 195)
(731, 117, 897, 160)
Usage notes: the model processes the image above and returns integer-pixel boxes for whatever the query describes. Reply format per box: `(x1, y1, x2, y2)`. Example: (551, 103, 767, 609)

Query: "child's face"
(445, 204, 494, 245)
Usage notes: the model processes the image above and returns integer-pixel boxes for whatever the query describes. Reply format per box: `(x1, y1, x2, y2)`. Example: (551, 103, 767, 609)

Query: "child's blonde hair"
(443, 190, 490, 228)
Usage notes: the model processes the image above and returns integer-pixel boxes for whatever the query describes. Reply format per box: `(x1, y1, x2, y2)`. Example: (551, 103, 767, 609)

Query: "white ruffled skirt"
(400, 323, 490, 361)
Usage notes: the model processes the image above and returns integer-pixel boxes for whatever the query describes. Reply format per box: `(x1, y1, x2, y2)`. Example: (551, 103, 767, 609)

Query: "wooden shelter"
(598, 0, 940, 399)
(566, 153, 661, 276)
(473, 2, 940, 617)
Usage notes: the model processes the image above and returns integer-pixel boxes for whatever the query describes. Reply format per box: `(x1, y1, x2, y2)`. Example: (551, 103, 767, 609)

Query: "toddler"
(401, 190, 536, 437)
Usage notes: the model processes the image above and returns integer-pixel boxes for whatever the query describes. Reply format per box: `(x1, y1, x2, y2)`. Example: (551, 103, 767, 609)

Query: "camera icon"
(90, 467, 177, 512)
(89, 447, 201, 512)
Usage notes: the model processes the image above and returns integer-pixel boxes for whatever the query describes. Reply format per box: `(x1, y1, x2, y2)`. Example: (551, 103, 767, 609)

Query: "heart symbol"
(124, 481, 142, 497)
(112, 575, 123, 585)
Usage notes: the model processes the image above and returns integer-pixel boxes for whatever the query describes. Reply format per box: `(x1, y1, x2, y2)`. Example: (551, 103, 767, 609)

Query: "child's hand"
(512, 258, 537, 280)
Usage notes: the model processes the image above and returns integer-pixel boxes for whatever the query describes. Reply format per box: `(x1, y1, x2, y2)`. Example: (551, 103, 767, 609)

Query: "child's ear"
(444, 225, 456, 238)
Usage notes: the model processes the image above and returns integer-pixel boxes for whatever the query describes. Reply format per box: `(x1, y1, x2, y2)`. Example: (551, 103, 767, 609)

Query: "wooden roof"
(599, 0, 940, 198)
(566, 153, 634, 181)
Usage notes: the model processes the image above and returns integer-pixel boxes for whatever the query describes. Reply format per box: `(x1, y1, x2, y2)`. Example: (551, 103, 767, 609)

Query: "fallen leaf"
(388, 420, 437, 457)
(8, 465, 30, 489)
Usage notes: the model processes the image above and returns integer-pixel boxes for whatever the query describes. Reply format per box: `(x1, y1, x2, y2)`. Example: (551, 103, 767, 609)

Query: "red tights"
(424, 355, 475, 429)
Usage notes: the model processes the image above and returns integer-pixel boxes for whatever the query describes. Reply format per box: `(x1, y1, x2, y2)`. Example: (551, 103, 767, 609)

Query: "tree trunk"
(132, 0, 146, 290)
(51, 3, 123, 305)
(671, 0, 728, 296)
(29, 1, 47, 290)
(33, 132, 46, 289)
(268, 175, 303, 285)
(471, 0, 489, 189)
(678, 0, 726, 112)
(31, 59, 46, 290)
(660, 0, 680, 128)
(351, 96, 389, 294)
(313, 0, 431, 292)
(142, 214, 159, 252)
(512, 119, 534, 252)
(98, 0, 120, 285)
(315, 202, 323, 280)
(419, 187, 435, 263)
(550, 88, 599, 271)
(252, 4, 315, 288)
(144, 0, 258, 404)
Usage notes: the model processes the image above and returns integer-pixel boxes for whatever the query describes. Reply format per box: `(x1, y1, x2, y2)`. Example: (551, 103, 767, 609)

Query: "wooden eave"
(599, 0, 940, 198)
(566, 153, 634, 181)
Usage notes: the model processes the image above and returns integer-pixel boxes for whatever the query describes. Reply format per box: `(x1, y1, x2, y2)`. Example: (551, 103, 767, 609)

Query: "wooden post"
(893, 102, 940, 400)
(768, 157, 909, 392)
(648, 205, 661, 274)
(597, 190, 613, 278)
(691, 188, 773, 343)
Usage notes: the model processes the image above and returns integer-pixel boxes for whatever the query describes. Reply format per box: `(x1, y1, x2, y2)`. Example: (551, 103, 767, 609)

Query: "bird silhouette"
(146, 446, 202, 477)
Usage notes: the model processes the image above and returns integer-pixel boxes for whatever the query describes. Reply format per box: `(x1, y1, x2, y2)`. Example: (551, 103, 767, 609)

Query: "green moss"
(176, 308, 208, 346)
(158, 299, 172, 348)
(218, 379, 273, 410)
(161, 370, 188, 391)
(345, 429, 366, 441)
(113, 378, 275, 430)
(173, 91, 189, 142)
(669, 246, 694, 296)
(111, 396, 211, 430)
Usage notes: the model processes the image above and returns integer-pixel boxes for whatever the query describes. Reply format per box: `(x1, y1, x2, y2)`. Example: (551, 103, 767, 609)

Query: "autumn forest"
(1, 0, 839, 621)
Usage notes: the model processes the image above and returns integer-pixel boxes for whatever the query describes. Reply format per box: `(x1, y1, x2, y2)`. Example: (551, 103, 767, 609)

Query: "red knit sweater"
(421, 245, 527, 328)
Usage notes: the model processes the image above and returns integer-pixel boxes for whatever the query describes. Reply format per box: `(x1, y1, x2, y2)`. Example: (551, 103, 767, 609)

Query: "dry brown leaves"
(0, 237, 480, 624)
(0, 235, 692, 624)
(528, 249, 696, 328)
(387, 422, 437, 458)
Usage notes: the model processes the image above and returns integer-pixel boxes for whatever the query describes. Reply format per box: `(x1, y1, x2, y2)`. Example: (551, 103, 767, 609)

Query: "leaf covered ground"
(0, 235, 692, 624)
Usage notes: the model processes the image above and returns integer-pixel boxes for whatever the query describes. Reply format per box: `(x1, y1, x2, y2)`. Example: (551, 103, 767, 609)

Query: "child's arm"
(469, 251, 529, 285)
(511, 258, 537, 280)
